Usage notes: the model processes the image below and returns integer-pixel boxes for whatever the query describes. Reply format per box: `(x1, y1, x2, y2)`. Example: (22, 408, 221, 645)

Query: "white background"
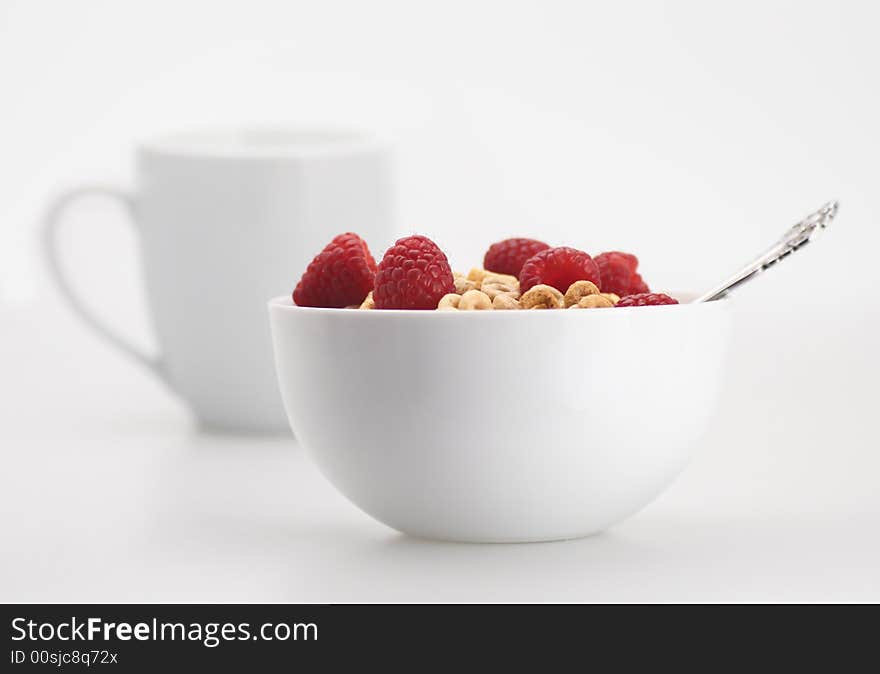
(1, 0, 878, 601)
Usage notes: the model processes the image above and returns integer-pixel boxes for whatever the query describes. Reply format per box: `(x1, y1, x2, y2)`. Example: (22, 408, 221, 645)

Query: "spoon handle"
(692, 201, 839, 303)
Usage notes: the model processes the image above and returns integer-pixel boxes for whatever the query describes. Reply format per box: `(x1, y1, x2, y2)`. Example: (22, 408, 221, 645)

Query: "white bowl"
(269, 295, 731, 542)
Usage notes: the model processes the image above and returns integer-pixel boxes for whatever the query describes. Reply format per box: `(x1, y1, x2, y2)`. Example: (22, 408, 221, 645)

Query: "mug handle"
(43, 186, 168, 385)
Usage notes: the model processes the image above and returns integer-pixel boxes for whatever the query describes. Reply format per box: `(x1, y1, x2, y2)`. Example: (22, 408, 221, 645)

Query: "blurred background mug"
(43, 129, 395, 433)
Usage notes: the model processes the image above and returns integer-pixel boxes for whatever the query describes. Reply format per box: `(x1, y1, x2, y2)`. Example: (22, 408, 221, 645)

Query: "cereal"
(466, 268, 488, 285)
(520, 284, 564, 309)
(563, 280, 600, 307)
(482, 284, 519, 300)
(292, 231, 670, 311)
(480, 272, 520, 301)
(570, 294, 615, 309)
(482, 272, 519, 288)
(458, 289, 493, 310)
(492, 294, 521, 310)
(454, 275, 477, 295)
(437, 293, 462, 310)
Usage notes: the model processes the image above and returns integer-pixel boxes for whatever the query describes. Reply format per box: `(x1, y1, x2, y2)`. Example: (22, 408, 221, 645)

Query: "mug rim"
(138, 127, 387, 160)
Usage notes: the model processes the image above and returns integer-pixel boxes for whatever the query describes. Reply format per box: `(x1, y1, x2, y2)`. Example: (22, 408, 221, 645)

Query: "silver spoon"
(692, 200, 839, 303)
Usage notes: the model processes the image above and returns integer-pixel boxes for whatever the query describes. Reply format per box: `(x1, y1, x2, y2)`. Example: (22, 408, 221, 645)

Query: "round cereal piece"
(576, 294, 615, 309)
(600, 292, 620, 305)
(458, 289, 493, 310)
(480, 272, 520, 300)
(481, 283, 519, 300)
(437, 293, 461, 310)
(520, 284, 564, 309)
(563, 280, 600, 307)
(454, 275, 477, 295)
(358, 292, 375, 310)
(492, 294, 521, 310)
(466, 268, 488, 285)
(482, 272, 519, 288)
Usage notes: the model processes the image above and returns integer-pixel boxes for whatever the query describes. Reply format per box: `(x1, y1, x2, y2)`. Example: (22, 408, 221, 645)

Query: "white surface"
(270, 297, 731, 542)
(1, 0, 879, 601)
(2, 296, 879, 602)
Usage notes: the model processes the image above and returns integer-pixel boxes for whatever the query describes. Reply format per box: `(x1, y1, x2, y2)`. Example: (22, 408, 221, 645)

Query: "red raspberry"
(615, 292, 679, 307)
(483, 237, 550, 276)
(293, 233, 377, 308)
(518, 246, 601, 294)
(374, 235, 455, 310)
(594, 251, 650, 297)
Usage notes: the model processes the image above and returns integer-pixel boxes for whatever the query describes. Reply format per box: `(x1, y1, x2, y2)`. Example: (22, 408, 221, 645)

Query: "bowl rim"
(268, 292, 730, 316)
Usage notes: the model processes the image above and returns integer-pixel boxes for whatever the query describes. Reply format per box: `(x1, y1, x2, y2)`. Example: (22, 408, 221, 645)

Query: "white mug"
(44, 129, 395, 432)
